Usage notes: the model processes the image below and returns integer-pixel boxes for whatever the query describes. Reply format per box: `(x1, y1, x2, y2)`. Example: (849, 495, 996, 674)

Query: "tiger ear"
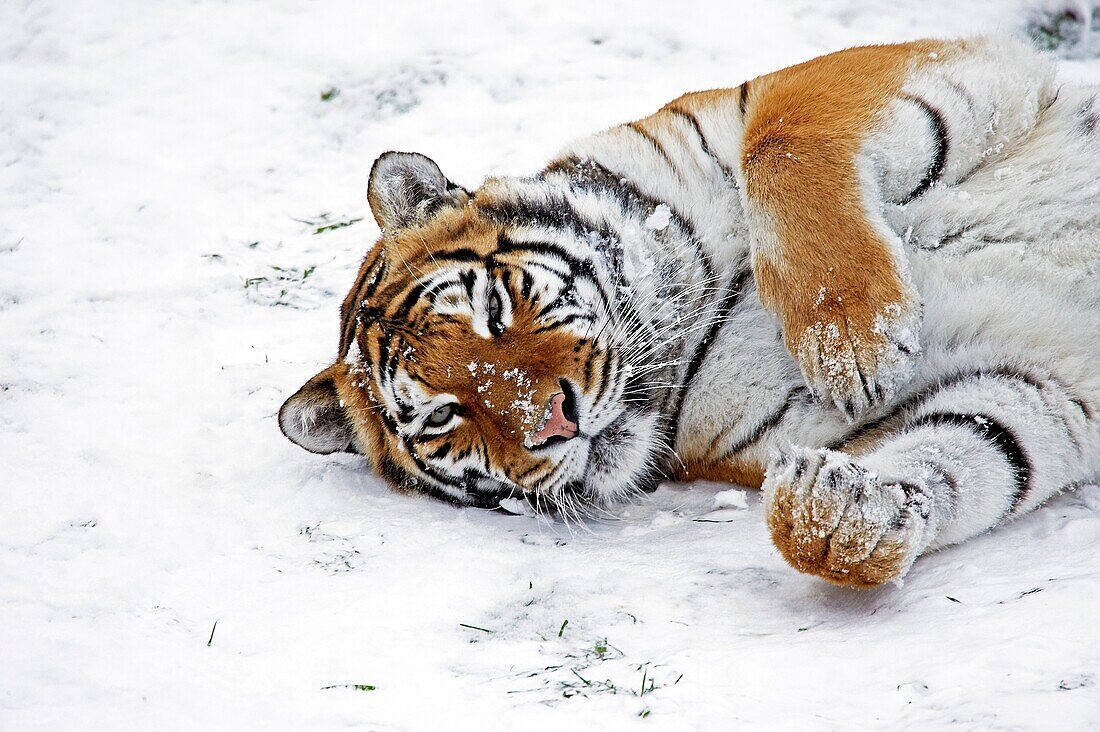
(279, 367, 355, 454)
(367, 151, 470, 233)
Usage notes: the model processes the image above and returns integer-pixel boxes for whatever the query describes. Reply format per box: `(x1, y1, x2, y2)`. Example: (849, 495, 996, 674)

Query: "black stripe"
(1082, 112, 1098, 136)
(378, 335, 410, 419)
(403, 432, 473, 498)
(375, 396, 402, 437)
(518, 256, 571, 281)
(711, 386, 808, 462)
(534, 275, 577, 318)
(1077, 95, 1098, 136)
(664, 106, 738, 182)
(339, 318, 358, 362)
(739, 81, 750, 117)
(514, 462, 544, 482)
(893, 481, 933, 523)
(666, 268, 752, 451)
(591, 350, 616, 408)
(340, 257, 388, 356)
(377, 453, 464, 506)
(393, 273, 461, 322)
(391, 279, 433, 319)
(899, 95, 949, 205)
(495, 236, 608, 306)
(537, 156, 716, 283)
(459, 268, 477, 302)
(627, 121, 683, 180)
(479, 192, 616, 257)
(927, 463, 958, 513)
(907, 412, 1031, 514)
(428, 441, 452, 459)
(458, 467, 517, 509)
(531, 312, 594, 334)
(339, 267, 373, 353)
(431, 247, 489, 265)
(582, 349, 597, 390)
(478, 438, 491, 476)
(827, 366, 1052, 451)
(944, 79, 977, 114)
(376, 247, 485, 268)
(422, 277, 464, 305)
(1070, 396, 1093, 421)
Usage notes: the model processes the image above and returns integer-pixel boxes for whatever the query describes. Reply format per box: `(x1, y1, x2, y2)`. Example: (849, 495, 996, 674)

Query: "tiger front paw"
(762, 446, 932, 588)
(793, 291, 922, 421)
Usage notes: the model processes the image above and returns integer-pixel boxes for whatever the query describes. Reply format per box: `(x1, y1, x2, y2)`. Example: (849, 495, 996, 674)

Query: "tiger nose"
(529, 387, 579, 448)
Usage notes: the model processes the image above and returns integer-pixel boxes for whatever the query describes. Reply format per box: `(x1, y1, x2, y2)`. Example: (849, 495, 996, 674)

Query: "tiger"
(279, 36, 1100, 588)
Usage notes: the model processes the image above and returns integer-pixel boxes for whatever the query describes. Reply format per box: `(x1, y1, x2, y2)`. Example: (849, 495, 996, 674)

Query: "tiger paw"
(793, 293, 922, 421)
(762, 445, 932, 588)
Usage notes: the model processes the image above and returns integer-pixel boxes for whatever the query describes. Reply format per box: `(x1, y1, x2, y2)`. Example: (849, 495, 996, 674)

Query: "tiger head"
(279, 152, 674, 510)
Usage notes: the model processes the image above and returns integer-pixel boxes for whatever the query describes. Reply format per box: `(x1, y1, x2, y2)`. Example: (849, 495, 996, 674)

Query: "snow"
(644, 204, 673, 231)
(713, 488, 749, 511)
(2, 0, 1099, 729)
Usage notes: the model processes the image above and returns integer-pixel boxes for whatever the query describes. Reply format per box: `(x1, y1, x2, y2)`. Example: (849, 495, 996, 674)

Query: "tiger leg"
(741, 38, 1056, 418)
(763, 370, 1098, 587)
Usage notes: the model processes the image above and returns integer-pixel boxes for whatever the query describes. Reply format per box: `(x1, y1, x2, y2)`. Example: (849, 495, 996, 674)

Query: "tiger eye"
(425, 403, 456, 428)
(488, 289, 503, 321)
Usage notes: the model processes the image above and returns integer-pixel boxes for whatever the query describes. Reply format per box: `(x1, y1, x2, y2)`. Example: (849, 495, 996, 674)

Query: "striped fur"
(281, 37, 1100, 587)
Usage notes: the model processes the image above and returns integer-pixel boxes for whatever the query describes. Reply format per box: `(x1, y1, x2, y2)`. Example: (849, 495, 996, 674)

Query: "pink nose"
(530, 392, 579, 447)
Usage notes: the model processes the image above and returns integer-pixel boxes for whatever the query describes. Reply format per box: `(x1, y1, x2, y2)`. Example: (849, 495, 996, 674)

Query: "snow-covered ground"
(3, 1, 1099, 728)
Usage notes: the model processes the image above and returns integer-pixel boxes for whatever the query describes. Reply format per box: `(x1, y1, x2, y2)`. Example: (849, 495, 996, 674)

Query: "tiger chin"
(281, 37, 1100, 589)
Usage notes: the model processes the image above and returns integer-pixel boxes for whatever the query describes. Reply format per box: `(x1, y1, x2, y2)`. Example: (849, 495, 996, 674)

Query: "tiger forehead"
(359, 181, 559, 299)
(376, 185, 535, 274)
(376, 222, 500, 301)
(357, 236, 599, 416)
(359, 257, 526, 344)
(339, 206, 507, 354)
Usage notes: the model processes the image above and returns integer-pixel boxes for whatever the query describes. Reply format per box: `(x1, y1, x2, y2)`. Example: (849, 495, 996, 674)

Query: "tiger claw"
(795, 298, 922, 420)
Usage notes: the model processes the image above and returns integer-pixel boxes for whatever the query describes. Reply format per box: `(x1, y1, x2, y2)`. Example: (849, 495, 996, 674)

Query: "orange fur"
(673, 458, 765, 488)
(766, 486, 913, 588)
(743, 48, 941, 348)
(742, 43, 953, 405)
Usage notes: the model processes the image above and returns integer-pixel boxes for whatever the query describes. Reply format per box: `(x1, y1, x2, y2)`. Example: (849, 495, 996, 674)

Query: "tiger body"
(281, 37, 1100, 587)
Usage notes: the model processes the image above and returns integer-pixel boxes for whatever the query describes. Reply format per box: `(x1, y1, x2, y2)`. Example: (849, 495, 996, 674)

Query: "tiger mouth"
(490, 406, 664, 514)
(586, 411, 633, 472)
(586, 409, 664, 494)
